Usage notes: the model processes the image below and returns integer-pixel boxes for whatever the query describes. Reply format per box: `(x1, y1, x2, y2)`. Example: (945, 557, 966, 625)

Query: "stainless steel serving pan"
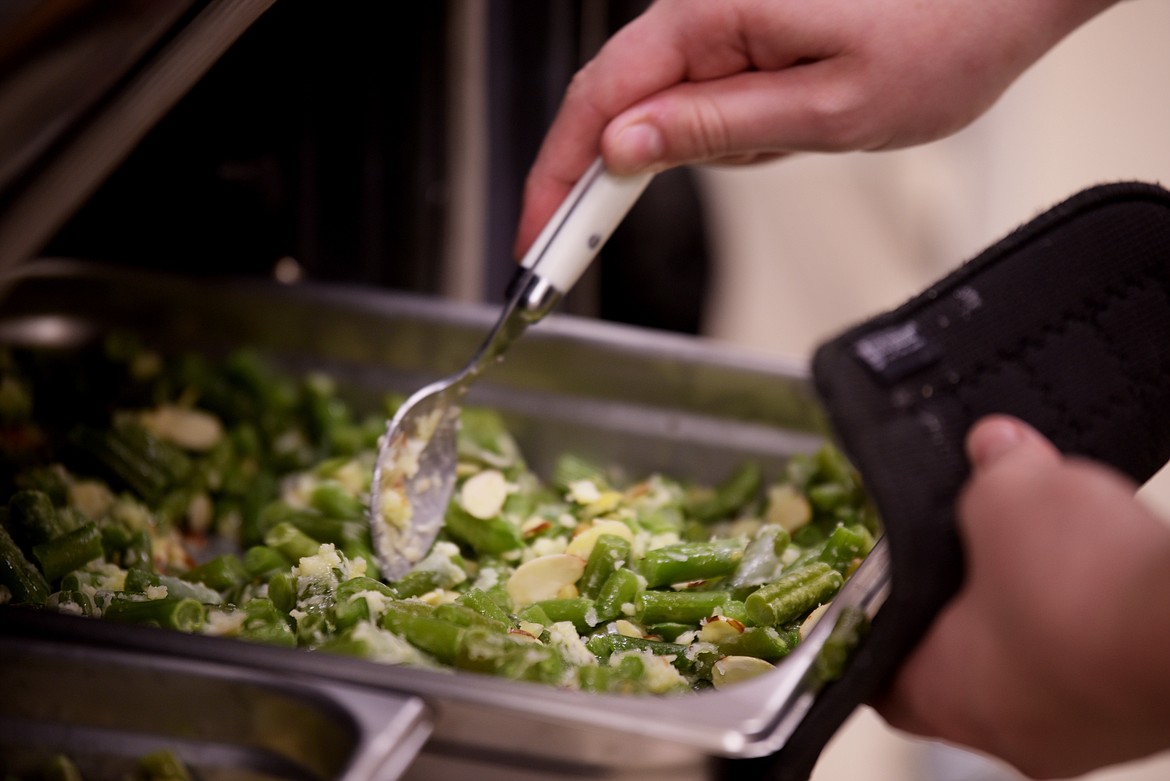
(0, 260, 891, 781)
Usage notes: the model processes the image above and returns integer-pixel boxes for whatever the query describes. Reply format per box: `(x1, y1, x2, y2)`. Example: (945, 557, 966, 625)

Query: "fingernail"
(612, 122, 665, 172)
(967, 417, 1027, 469)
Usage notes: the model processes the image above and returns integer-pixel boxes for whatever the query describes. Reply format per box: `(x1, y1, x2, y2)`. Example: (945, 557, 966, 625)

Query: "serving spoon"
(368, 159, 654, 579)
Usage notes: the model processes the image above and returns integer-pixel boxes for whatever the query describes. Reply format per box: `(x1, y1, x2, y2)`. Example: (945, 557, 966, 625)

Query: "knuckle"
(672, 94, 735, 161)
(798, 78, 892, 151)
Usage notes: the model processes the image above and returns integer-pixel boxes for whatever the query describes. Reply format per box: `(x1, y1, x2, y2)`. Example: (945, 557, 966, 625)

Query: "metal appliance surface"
(0, 261, 890, 779)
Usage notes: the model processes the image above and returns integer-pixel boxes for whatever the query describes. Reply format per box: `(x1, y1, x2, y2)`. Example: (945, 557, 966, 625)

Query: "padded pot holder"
(734, 180, 1170, 780)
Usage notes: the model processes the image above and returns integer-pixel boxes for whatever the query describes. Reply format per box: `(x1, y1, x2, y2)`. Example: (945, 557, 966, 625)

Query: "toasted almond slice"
(460, 469, 509, 519)
(516, 620, 545, 638)
(712, 656, 775, 689)
(506, 553, 587, 608)
(766, 484, 812, 532)
(698, 616, 745, 644)
(556, 583, 580, 600)
(140, 405, 223, 451)
(565, 519, 634, 559)
(612, 619, 644, 638)
(520, 516, 552, 537)
(800, 602, 832, 639)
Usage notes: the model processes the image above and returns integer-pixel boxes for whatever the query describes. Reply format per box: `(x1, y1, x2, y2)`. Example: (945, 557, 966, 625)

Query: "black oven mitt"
(722, 180, 1170, 780)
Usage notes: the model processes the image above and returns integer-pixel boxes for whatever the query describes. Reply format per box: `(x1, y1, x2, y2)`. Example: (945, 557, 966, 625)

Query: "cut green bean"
(443, 504, 524, 557)
(263, 521, 321, 561)
(745, 562, 843, 627)
(715, 625, 801, 661)
(638, 538, 746, 588)
(181, 553, 248, 592)
(103, 595, 205, 631)
(684, 462, 761, 522)
(533, 597, 600, 634)
(636, 590, 740, 625)
(32, 522, 103, 581)
(0, 522, 50, 605)
(579, 533, 631, 598)
(594, 567, 641, 624)
(819, 524, 875, 575)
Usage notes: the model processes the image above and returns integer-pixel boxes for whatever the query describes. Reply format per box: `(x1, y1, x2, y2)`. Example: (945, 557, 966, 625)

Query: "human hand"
(874, 416, 1170, 779)
(514, 0, 1119, 255)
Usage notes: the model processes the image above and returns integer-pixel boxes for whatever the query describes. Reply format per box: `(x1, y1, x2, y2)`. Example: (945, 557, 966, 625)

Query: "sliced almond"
(556, 583, 580, 600)
(139, 405, 223, 451)
(516, 620, 545, 638)
(712, 656, 775, 689)
(800, 602, 832, 639)
(565, 519, 634, 559)
(612, 619, 644, 638)
(520, 516, 552, 537)
(506, 553, 587, 608)
(460, 469, 509, 519)
(766, 484, 812, 532)
(698, 616, 745, 644)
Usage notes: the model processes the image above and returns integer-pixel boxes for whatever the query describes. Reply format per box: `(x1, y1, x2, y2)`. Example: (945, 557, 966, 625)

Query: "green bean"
(124, 570, 223, 605)
(12, 465, 69, 506)
(391, 569, 444, 599)
(515, 603, 553, 626)
(813, 606, 870, 684)
(587, 632, 683, 661)
(443, 504, 523, 557)
(332, 577, 395, 630)
(638, 538, 745, 588)
(435, 602, 509, 632)
(32, 522, 103, 581)
(54, 588, 97, 617)
(103, 595, 205, 631)
(818, 524, 875, 575)
(684, 462, 761, 522)
(577, 658, 647, 694)
(181, 553, 248, 592)
(261, 506, 367, 549)
(263, 521, 320, 561)
(636, 590, 740, 626)
(238, 598, 295, 646)
(456, 587, 513, 626)
(135, 748, 193, 781)
(460, 628, 566, 684)
(307, 480, 365, 519)
(745, 562, 843, 627)
(100, 521, 152, 571)
(645, 622, 693, 642)
(267, 571, 297, 613)
(69, 422, 191, 502)
(382, 612, 464, 665)
(243, 545, 291, 581)
(0, 522, 50, 605)
(594, 567, 641, 624)
(532, 597, 600, 634)
(715, 625, 801, 661)
(7, 489, 71, 551)
(579, 534, 632, 598)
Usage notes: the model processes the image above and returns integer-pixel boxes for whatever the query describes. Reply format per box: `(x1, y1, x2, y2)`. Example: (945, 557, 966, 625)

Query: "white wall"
(696, 2, 1170, 779)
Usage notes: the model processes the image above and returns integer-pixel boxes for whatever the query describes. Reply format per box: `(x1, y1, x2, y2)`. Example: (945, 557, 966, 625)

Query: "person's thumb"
(965, 415, 1059, 471)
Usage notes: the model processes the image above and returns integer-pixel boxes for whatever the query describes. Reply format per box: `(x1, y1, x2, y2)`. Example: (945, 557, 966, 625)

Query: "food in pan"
(10, 749, 192, 781)
(0, 335, 877, 694)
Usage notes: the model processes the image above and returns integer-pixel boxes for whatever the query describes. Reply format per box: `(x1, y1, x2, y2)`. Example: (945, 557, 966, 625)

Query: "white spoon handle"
(519, 157, 654, 293)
